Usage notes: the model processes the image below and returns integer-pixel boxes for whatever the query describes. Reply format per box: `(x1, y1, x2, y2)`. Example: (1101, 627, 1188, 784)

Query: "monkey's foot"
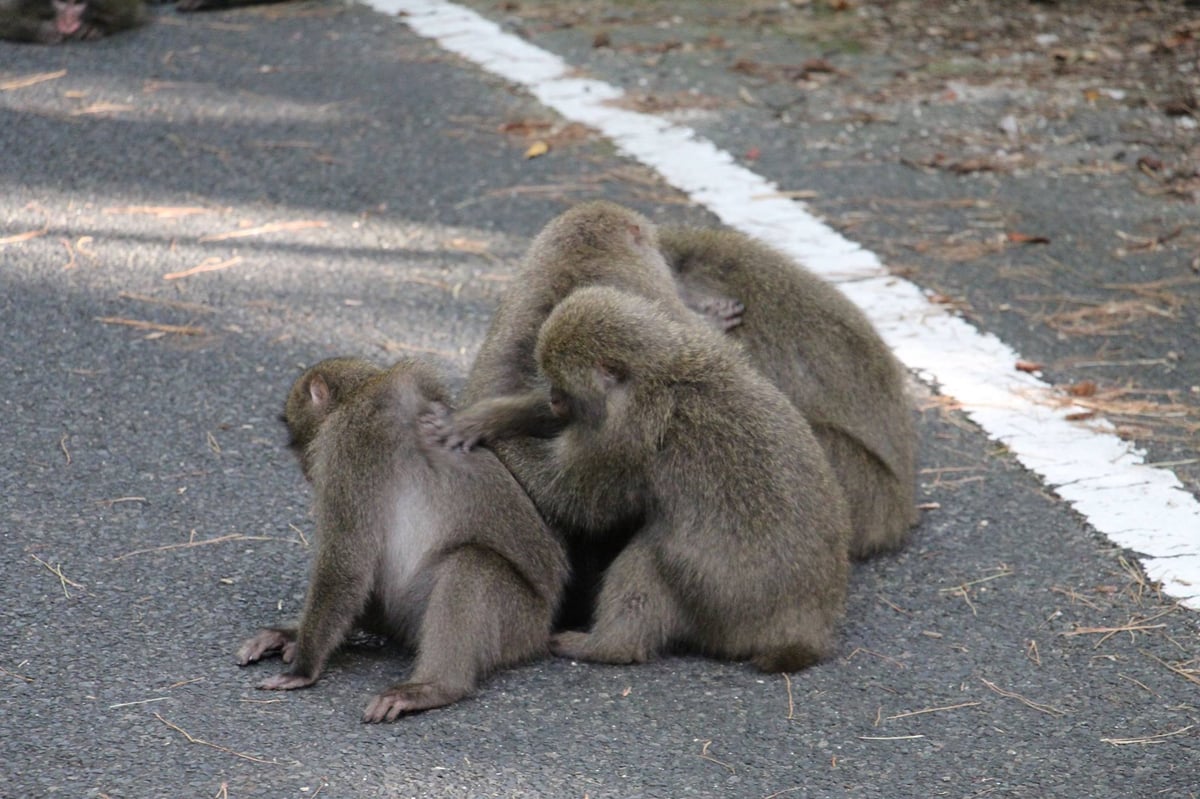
(258, 673, 316, 691)
(361, 682, 466, 722)
(550, 632, 650, 665)
(235, 628, 296, 665)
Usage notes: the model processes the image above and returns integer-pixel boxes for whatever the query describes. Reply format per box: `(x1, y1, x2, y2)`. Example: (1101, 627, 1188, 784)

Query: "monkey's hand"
(696, 296, 745, 332)
(420, 404, 486, 452)
(361, 682, 466, 722)
(235, 628, 297, 666)
(258, 672, 317, 691)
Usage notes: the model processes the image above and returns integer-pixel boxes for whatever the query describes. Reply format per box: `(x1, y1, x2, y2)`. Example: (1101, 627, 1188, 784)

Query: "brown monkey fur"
(459, 201, 701, 626)
(660, 226, 918, 557)
(236, 357, 567, 722)
(451, 287, 850, 671)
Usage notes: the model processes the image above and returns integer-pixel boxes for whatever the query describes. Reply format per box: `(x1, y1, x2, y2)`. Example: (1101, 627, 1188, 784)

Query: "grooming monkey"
(459, 201, 712, 626)
(660, 227, 918, 557)
(0, 0, 145, 42)
(445, 287, 851, 670)
(236, 357, 567, 722)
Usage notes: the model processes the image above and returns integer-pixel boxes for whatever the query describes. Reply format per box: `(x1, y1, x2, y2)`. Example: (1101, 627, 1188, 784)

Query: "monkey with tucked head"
(660, 227, 918, 557)
(236, 357, 568, 722)
(0, 0, 145, 43)
(444, 287, 851, 671)
(460, 201, 712, 626)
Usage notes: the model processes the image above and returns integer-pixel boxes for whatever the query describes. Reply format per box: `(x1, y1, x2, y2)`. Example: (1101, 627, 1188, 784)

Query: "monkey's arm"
(0, 8, 60, 42)
(430, 392, 565, 451)
(258, 512, 379, 691)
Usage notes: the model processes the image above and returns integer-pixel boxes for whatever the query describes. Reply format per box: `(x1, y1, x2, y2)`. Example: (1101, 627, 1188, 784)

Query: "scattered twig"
(1049, 585, 1101, 610)
(782, 673, 795, 720)
(59, 433, 71, 465)
(0, 69, 67, 91)
(95, 317, 206, 336)
(1117, 673, 1156, 696)
(0, 228, 48, 246)
(1101, 725, 1194, 746)
(1062, 606, 1179, 647)
(980, 678, 1066, 717)
(0, 666, 34, 683)
(884, 701, 981, 721)
(938, 565, 1014, 593)
(287, 523, 309, 548)
(1141, 651, 1200, 687)
(109, 697, 169, 709)
(199, 220, 326, 242)
(113, 532, 292, 561)
(844, 647, 906, 669)
(699, 740, 735, 774)
(762, 788, 804, 799)
(162, 256, 244, 282)
(30, 554, 84, 598)
(1026, 640, 1041, 667)
(153, 713, 278, 765)
(96, 497, 149, 508)
(858, 734, 925, 741)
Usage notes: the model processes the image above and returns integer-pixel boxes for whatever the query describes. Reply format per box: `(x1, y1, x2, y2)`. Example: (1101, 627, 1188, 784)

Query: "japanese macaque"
(0, 0, 145, 43)
(460, 201, 703, 627)
(236, 357, 567, 722)
(660, 227, 918, 557)
(442, 287, 850, 671)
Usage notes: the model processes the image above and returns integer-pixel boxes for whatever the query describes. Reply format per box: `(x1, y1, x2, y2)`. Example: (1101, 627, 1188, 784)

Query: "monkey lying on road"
(442, 287, 852, 672)
(236, 357, 567, 722)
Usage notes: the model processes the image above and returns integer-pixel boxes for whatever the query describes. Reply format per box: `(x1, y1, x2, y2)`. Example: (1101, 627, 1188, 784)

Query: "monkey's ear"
(594, 363, 622, 391)
(308, 373, 332, 408)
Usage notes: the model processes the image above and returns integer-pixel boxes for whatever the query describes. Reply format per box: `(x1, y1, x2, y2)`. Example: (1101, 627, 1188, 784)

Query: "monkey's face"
(51, 0, 86, 36)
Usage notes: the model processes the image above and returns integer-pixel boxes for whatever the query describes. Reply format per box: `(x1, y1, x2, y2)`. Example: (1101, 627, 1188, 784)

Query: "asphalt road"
(1, 2, 1197, 797)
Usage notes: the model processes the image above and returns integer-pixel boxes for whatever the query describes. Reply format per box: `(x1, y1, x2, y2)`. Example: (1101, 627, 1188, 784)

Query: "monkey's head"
(283, 358, 384, 477)
(536, 286, 701, 430)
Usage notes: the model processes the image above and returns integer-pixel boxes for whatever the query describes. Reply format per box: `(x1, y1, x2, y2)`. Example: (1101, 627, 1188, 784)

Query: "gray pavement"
(1, 2, 1197, 797)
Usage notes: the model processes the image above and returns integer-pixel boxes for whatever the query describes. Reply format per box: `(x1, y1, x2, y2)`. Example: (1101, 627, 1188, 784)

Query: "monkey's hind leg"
(361, 545, 551, 723)
(550, 536, 682, 665)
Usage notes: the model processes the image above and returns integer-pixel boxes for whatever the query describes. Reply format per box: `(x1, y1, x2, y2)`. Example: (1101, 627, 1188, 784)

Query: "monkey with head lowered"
(660, 227, 918, 558)
(0, 0, 145, 43)
(456, 201, 724, 627)
(442, 286, 851, 670)
(235, 357, 568, 722)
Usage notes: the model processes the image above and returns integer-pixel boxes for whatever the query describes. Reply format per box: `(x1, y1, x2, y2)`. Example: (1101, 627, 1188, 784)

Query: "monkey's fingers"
(235, 628, 294, 665)
(361, 682, 464, 723)
(258, 673, 316, 691)
(700, 297, 745, 332)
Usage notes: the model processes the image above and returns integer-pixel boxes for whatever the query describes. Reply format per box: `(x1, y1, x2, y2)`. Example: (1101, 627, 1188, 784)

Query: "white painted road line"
(375, 0, 1200, 608)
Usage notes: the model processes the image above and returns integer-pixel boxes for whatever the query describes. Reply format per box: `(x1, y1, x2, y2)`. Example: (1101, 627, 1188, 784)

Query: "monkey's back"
(660, 227, 917, 555)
